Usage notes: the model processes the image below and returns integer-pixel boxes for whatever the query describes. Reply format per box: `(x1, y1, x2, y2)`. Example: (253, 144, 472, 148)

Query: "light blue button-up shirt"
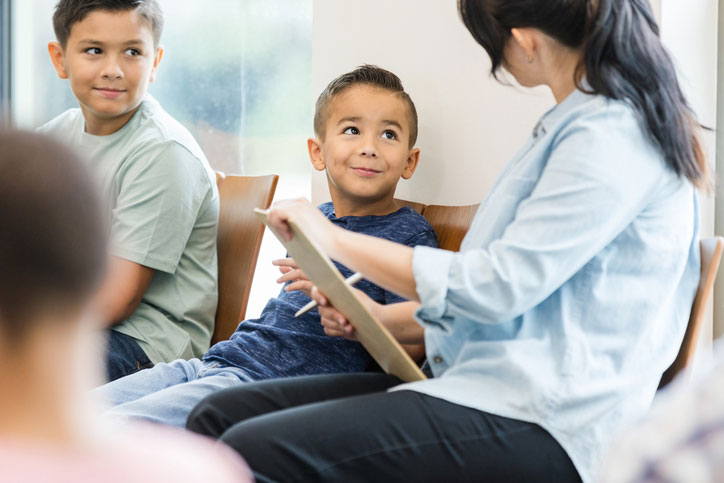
(395, 89, 700, 483)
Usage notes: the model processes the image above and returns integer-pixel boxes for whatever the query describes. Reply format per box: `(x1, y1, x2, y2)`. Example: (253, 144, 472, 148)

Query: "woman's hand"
(265, 198, 341, 255)
(273, 258, 313, 297)
(311, 285, 383, 342)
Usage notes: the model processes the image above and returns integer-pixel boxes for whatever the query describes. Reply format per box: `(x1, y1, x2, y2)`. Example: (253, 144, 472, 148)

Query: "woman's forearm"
(378, 301, 424, 344)
(329, 227, 419, 301)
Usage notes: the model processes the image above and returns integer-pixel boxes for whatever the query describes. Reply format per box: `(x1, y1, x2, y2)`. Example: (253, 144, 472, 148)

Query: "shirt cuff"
(111, 245, 178, 274)
(412, 245, 455, 332)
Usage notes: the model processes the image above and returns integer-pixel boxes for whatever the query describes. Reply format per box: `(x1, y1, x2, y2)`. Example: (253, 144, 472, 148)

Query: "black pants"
(187, 373, 581, 483)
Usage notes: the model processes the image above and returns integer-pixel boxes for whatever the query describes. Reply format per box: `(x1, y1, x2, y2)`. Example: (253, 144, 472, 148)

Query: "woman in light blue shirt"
(186, 1, 708, 481)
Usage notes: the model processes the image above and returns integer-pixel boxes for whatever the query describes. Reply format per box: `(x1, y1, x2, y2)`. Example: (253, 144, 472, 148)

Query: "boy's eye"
(84, 47, 102, 55)
(381, 130, 397, 140)
(125, 48, 141, 56)
(343, 127, 360, 135)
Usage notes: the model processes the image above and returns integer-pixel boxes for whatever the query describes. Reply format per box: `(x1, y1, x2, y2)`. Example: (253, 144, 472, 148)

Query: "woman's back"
(398, 89, 699, 482)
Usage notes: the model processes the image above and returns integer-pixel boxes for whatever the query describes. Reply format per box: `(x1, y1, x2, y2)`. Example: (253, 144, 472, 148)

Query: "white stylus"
(293, 272, 364, 317)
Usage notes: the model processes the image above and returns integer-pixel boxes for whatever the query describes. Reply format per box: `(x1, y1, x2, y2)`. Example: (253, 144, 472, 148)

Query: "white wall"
(659, 0, 719, 353)
(660, 2, 718, 238)
(311, 0, 553, 206)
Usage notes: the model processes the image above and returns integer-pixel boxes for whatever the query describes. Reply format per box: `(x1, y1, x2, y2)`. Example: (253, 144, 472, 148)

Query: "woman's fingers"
(310, 285, 328, 307)
(318, 304, 357, 340)
(266, 198, 317, 242)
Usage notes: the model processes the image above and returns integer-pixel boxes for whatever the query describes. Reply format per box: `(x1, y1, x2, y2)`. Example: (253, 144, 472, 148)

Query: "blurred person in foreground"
(0, 129, 251, 483)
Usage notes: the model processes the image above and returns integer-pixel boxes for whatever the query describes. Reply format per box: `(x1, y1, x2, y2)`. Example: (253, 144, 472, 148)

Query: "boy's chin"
(85, 105, 138, 120)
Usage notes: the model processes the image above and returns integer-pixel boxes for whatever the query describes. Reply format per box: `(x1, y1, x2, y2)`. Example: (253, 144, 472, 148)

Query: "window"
(11, 0, 313, 318)
(0, 0, 10, 122)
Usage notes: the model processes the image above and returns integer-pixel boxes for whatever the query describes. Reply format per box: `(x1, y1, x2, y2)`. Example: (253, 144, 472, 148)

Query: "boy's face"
(48, 9, 163, 136)
(309, 86, 419, 213)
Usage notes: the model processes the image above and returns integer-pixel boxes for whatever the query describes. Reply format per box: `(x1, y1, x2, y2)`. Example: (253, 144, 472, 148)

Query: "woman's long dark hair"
(458, 0, 710, 190)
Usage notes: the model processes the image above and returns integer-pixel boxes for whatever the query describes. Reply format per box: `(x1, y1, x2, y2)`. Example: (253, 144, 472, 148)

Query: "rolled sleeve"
(413, 245, 455, 332)
(415, 104, 670, 329)
(111, 141, 210, 273)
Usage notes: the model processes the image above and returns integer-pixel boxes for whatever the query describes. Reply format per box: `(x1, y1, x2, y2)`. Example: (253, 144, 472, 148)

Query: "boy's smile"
(48, 9, 163, 136)
(309, 86, 420, 217)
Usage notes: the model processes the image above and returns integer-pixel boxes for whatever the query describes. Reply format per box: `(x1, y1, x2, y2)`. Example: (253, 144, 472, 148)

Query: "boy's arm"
(96, 256, 155, 327)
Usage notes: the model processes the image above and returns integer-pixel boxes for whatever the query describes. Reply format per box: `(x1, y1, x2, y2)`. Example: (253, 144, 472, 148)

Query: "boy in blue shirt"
(39, 0, 219, 381)
(92, 65, 438, 428)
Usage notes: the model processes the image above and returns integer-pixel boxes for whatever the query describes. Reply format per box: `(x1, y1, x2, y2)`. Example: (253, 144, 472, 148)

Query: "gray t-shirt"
(39, 96, 219, 364)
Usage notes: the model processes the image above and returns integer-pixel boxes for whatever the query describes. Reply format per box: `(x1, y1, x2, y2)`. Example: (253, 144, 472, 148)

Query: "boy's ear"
(307, 137, 326, 172)
(400, 148, 420, 180)
(148, 46, 165, 84)
(48, 42, 68, 79)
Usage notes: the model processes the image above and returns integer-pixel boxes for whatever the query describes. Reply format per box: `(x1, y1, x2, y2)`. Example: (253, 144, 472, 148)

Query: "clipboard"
(254, 208, 427, 383)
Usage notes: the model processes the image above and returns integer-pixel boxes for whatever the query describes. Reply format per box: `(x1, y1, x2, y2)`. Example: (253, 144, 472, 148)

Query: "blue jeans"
(92, 358, 253, 428)
(107, 330, 153, 381)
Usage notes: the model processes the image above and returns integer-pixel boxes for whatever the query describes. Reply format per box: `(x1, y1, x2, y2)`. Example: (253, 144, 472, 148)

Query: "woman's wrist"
(325, 223, 352, 262)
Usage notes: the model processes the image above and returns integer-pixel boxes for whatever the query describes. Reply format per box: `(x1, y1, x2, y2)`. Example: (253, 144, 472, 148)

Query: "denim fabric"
(93, 359, 253, 427)
(397, 89, 701, 483)
(107, 330, 153, 381)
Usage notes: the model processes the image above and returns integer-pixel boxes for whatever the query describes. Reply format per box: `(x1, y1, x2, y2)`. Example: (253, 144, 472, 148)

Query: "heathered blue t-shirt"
(203, 202, 438, 380)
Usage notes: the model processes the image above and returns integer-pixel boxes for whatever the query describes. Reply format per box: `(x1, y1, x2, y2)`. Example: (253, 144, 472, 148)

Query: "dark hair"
(458, 0, 710, 190)
(314, 65, 419, 148)
(53, 0, 164, 48)
(0, 130, 107, 341)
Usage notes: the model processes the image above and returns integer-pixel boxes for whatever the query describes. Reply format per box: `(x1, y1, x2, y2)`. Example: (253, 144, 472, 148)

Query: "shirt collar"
(532, 83, 593, 140)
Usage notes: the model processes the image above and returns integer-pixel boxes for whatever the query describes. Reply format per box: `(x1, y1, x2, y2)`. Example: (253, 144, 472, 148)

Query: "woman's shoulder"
(564, 92, 642, 135)
(551, 91, 662, 163)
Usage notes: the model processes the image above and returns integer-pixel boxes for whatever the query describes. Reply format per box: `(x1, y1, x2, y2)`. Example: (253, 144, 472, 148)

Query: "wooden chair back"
(396, 199, 479, 252)
(213, 174, 279, 345)
(659, 236, 724, 388)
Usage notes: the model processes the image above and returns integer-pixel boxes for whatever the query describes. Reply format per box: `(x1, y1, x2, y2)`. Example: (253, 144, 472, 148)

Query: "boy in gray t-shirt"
(40, 0, 218, 380)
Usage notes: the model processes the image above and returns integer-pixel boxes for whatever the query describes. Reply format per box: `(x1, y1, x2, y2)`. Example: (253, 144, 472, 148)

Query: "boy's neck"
(331, 195, 400, 218)
(81, 104, 141, 136)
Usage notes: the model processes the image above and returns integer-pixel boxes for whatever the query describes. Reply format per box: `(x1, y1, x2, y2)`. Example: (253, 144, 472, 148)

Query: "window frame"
(0, 0, 10, 124)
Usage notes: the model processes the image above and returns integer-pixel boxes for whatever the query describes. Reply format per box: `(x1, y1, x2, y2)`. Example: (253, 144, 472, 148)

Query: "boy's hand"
(273, 258, 313, 297)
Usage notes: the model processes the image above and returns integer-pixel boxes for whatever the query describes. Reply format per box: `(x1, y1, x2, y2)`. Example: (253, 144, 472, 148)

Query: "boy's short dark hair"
(53, 0, 164, 48)
(0, 130, 107, 341)
(314, 65, 419, 148)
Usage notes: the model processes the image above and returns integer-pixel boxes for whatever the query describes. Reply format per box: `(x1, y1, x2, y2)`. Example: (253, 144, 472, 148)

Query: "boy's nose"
(358, 137, 378, 157)
(359, 148, 378, 157)
(101, 59, 123, 79)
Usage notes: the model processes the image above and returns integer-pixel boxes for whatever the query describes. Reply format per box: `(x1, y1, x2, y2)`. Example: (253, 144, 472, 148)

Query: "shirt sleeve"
(413, 106, 671, 331)
(111, 141, 212, 274)
(385, 225, 439, 305)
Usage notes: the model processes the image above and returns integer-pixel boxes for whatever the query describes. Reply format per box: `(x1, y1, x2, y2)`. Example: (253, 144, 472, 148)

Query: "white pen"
(294, 272, 364, 317)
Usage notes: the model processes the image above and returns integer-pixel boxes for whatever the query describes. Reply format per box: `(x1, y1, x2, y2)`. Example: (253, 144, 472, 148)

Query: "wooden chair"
(212, 174, 279, 345)
(659, 236, 724, 388)
(396, 199, 480, 252)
